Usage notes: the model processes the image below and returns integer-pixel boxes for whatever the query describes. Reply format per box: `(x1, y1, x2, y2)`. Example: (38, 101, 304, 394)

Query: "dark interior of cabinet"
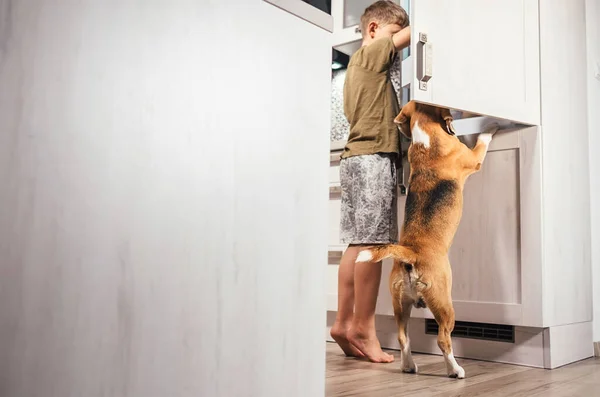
(302, 0, 332, 15)
(332, 49, 349, 69)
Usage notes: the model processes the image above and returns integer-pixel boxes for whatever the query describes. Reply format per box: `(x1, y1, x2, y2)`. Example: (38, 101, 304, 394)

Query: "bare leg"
(348, 251, 394, 363)
(330, 246, 364, 357)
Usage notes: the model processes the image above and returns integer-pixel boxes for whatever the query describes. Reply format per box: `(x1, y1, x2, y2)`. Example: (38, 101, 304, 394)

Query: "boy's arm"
(392, 26, 410, 51)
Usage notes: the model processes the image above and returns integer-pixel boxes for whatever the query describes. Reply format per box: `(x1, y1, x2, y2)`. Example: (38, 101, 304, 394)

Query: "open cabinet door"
(410, 0, 540, 125)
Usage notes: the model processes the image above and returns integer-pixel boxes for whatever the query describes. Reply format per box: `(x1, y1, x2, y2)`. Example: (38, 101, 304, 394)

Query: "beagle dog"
(356, 101, 498, 379)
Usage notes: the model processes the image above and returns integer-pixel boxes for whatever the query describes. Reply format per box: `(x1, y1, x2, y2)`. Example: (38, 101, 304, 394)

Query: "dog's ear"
(395, 101, 416, 138)
(440, 108, 456, 135)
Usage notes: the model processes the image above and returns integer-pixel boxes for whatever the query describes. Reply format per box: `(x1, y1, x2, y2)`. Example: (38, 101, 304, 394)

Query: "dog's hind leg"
(422, 271, 465, 379)
(390, 271, 417, 373)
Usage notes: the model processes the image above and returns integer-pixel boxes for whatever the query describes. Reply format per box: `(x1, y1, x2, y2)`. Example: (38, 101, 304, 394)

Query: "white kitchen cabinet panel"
(450, 150, 522, 304)
(332, 0, 540, 126)
(409, 0, 540, 125)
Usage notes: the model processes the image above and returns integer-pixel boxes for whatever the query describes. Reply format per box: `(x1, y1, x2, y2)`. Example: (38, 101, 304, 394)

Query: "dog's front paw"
(478, 122, 500, 145)
(477, 132, 494, 146)
(448, 365, 465, 379)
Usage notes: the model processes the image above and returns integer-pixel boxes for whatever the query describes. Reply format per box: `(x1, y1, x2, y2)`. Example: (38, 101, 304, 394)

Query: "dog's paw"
(478, 122, 500, 145)
(401, 361, 418, 374)
(477, 132, 494, 146)
(448, 365, 465, 379)
(444, 353, 465, 379)
(356, 250, 373, 263)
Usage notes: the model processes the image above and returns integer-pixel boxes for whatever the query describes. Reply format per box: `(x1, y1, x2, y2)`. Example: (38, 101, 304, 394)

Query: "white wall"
(586, 0, 600, 342)
(0, 1, 331, 396)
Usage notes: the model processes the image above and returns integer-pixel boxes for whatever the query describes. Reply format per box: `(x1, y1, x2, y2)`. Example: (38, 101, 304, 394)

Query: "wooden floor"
(325, 342, 600, 396)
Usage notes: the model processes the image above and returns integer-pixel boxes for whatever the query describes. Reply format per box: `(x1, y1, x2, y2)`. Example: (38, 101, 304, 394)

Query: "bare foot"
(348, 328, 394, 363)
(330, 324, 365, 358)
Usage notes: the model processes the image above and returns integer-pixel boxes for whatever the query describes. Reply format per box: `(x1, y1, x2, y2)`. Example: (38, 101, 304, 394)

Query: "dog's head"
(394, 101, 455, 138)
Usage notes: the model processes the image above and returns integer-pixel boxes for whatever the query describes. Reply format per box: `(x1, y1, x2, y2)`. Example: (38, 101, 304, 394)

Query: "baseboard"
(542, 322, 594, 368)
(326, 311, 595, 368)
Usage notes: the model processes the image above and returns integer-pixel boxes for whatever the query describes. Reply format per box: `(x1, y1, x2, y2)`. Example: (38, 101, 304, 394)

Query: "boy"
(330, 1, 410, 363)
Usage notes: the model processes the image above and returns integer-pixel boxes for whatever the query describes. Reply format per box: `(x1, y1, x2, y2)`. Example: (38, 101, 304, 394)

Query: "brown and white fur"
(356, 101, 498, 379)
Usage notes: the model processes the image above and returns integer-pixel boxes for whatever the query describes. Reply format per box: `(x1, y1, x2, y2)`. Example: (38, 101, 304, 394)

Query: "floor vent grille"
(425, 319, 515, 343)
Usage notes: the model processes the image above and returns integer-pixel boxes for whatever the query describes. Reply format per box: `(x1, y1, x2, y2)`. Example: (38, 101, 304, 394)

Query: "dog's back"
(398, 103, 470, 254)
(401, 166, 463, 251)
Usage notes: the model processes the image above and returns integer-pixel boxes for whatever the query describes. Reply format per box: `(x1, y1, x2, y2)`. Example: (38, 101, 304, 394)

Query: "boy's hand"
(392, 26, 411, 51)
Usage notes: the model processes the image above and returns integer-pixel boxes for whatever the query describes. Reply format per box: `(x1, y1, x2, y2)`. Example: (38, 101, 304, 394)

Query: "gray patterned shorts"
(340, 153, 399, 245)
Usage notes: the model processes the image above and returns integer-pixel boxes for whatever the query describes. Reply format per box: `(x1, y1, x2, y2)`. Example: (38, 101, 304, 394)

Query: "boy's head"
(360, 1, 409, 43)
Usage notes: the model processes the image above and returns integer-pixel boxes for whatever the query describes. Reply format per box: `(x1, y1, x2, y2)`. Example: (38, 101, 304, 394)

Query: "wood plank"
(325, 343, 600, 396)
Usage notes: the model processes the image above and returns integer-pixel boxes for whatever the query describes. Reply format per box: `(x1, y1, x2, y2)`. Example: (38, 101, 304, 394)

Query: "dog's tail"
(356, 245, 416, 264)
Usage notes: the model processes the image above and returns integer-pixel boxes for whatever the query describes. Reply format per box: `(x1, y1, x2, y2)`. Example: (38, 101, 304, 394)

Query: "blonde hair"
(360, 1, 409, 37)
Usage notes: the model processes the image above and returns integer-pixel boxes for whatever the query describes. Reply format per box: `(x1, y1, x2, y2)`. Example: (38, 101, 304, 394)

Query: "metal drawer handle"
(418, 32, 432, 91)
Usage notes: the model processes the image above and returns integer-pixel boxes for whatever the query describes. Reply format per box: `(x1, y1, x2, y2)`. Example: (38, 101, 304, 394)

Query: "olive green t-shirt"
(341, 37, 399, 159)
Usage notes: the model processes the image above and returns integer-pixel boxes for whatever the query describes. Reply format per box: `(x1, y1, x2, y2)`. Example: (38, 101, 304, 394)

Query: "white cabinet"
(332, 0, 540, 125)
(409, 0, 540, 125)
(327, 0, 593, 368)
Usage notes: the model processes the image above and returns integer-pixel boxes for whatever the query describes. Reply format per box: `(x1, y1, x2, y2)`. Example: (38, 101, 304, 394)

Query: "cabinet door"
(447, 137, 523, 325)
(407, 127, 543, 326)
(410, 0, 540, 125)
